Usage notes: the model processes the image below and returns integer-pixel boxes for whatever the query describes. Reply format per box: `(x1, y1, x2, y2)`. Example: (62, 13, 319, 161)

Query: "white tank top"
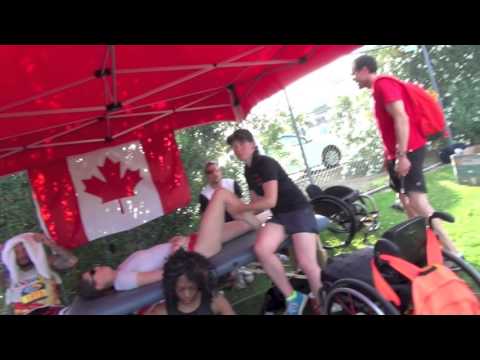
(114, 243, 173, 291)
(200, 178, 236, 200)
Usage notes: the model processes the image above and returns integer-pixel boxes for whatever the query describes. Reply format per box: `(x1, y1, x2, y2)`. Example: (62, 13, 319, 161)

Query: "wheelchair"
(320, 212, 480, 315)
(307, 184, 380, 249)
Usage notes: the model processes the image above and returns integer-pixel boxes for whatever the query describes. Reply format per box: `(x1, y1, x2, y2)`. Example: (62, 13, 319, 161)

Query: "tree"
(329, 91, 384, 177)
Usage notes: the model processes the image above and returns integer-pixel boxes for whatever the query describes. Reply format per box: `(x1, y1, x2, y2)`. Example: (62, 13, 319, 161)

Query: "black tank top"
(167, 295, 213, 315)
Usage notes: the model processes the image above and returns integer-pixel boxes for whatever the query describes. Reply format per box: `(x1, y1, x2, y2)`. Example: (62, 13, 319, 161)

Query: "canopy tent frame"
(0, 46, 323, 165)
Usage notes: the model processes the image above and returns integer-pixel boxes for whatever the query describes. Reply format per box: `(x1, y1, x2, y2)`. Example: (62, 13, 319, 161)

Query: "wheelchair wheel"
(356, 194, 380, 233)
(311, 195, 357, 249)
(325, 278, 400, 315)
(443, 250, 480, 296)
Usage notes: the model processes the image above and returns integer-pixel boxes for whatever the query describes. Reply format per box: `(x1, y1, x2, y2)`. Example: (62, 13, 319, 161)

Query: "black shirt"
(166, 294, 213, 315)
(245, 154, 309, 215)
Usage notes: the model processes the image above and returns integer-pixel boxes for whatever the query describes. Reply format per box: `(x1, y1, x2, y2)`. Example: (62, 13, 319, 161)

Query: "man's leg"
(408, 192, 460, 254)
(195, 189, 260, 257)
(254, 223, 293, 297)
(403, 147, 459, 255)
(399, 193, 419, 218)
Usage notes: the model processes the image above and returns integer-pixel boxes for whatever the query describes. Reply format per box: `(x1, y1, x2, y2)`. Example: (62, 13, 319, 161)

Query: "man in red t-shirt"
(351, 55, 460, 256)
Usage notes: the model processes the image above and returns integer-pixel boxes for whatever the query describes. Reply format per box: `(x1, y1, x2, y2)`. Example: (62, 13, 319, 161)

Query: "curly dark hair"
(163, 249, 217, 309)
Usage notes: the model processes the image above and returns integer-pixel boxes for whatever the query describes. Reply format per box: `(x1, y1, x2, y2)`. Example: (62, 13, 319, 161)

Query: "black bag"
(439, 143, 467, 164)
(260, 277, 311, 314)
(322, 247, 374, 285)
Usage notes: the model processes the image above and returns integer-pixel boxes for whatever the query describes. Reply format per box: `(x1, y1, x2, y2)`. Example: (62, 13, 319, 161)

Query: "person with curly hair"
(146, 249, 235, 315)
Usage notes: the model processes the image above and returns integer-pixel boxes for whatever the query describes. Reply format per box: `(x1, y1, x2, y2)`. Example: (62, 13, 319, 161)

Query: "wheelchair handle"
(428, 212, 455, 228)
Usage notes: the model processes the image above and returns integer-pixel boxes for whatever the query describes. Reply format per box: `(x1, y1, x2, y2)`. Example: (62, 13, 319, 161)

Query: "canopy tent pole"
(283, 89, 314, 185)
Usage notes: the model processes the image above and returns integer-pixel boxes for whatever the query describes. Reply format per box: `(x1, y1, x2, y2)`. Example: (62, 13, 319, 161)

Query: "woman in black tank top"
(146, 250, 235, 315)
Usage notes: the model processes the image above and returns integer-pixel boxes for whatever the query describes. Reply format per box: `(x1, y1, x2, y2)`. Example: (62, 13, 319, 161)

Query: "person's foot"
(285, 292, 308, 315)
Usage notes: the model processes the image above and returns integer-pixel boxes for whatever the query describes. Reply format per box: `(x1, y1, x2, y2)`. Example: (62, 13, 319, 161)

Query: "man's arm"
(238, 181, 278, 213)
(36, 235, 78, 271)
(199, 194, 209, 215)
(234, 181, 243, 198)
(385, 100, 411, 177)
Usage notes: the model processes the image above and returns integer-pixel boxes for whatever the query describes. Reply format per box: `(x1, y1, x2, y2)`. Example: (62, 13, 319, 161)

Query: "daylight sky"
(248, 46, 368, 118)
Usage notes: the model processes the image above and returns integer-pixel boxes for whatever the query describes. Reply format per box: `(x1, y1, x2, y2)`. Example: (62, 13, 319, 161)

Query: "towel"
(1, 233, 57, 285)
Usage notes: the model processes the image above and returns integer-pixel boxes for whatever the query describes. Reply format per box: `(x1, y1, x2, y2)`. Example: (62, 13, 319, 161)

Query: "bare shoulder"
(145, 301, 168, 315)
(211, 293, 236, 315)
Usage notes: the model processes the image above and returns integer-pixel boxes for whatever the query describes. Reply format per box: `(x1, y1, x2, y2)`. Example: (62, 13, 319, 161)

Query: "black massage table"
(66, 215, 330, 315)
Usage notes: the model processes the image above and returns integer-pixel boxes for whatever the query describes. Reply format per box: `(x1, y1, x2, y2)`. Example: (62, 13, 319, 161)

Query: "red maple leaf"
(82, 157, 143, 214)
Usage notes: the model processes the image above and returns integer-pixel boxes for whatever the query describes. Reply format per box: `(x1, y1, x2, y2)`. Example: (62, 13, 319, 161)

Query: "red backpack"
(375, 75, 448, 140)
(371, 228, 480, 315)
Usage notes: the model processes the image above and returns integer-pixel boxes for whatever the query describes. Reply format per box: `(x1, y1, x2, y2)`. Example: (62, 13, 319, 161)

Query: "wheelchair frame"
(320, 215, 480, 315)
(308, 185, 380, 249)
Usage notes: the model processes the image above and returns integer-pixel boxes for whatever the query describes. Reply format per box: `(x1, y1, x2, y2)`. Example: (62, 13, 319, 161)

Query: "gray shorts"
(268, 206, 319, 235)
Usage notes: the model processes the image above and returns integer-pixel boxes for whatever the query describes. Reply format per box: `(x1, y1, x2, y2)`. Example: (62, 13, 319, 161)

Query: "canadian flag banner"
(28, 132, 191, 249)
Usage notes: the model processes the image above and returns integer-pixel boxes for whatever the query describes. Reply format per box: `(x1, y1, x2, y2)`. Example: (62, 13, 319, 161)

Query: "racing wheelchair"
(307, 184, 380, 249)
(320, 212, 480, 315)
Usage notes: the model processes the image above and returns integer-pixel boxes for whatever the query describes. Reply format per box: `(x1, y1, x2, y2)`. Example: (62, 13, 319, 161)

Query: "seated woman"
(78, 188, 268, 299)
(146, 249, 235, 315)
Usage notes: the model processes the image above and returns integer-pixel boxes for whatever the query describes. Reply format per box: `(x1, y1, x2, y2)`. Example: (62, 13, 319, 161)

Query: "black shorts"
(387, 146, 427, 194)
(268, 206, 319, 235)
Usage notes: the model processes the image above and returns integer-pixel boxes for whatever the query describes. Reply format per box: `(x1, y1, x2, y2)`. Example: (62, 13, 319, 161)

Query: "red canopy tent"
(0, 45, 360, 176)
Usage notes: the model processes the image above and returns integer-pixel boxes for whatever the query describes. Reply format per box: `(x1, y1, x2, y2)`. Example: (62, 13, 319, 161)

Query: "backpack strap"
(426, 228, 443, 265)
(378, 254, 422, 281)
(370, 259, 401, 306)
(373, 75, 404, 89)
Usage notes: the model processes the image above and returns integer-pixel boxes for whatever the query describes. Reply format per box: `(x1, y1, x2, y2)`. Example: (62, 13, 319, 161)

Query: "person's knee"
(254, 240, 275, 260)
(408, 192, 433, 216)
(296, 255, 320, 275)
(212, 188, 229, 200)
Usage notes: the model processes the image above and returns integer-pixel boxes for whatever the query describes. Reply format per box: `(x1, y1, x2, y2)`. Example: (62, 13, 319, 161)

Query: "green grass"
(226, 165, 480, 314)
(370, 165, 480, 267)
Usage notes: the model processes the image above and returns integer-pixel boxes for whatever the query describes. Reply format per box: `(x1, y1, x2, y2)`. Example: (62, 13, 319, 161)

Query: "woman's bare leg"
(254, 223, 293, 297)
(292, 233, 323, 300)
(194, 189, 261, 258)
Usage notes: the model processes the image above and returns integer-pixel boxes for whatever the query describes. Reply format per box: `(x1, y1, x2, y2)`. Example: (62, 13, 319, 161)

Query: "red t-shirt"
(373, 77, 427, 159)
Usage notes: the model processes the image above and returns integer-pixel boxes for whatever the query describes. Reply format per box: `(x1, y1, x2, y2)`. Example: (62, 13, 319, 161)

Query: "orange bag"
(371, 229, 480, 315)
(376, 75, 448, 140)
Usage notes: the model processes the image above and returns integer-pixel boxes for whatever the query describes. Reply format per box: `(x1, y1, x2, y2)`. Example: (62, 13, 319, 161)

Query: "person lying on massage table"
(77, 189, 268, 299)
(146, 249, 235, 315)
